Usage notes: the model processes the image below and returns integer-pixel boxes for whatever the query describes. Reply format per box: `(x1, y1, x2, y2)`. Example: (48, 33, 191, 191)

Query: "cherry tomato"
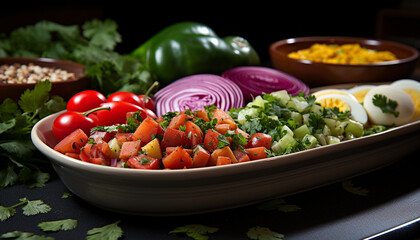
(93, 101, 149, 126)
(107, 92, 142, 106)
(53, 112, 98, 141)
(245, 133, 272, 149)
(67, 90, 107, 112)
(138, 95, 155, 111)
(143, 107, 157, 118)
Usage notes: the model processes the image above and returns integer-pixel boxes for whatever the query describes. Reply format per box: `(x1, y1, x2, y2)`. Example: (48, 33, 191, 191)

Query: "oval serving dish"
(31, 88, 420, 216)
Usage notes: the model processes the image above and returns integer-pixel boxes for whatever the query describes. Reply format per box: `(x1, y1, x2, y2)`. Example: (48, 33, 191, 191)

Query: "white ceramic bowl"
(31, 99, 420, 216)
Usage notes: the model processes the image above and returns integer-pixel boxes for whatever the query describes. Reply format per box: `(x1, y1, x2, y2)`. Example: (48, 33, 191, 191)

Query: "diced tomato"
(132, 117, 163, 145)
(185, 120, 204, 148)
(208, 146, 237, 166)
(115, 132, 133, 143)
(216, 156, 232, 166)
(246, 133, 272, 149)
(203, 129, 221, 153)
(161, 127, 188, 150)
(90, 131, 116, 143)
(119, 140, 142, 159)
(215, 124, 231, 135)
(233, 149, 251, 163)
(245, 147, 268, 160)
(90, 157, 107, 165)
(54, 128, 88, 154)
(127, 154, 161, 169)
(194, 110, 210, 122)
(167, 113, 192, 130)
(162, 146, 193, 169)
(235, 128, 250, 140)
(211, 108, 234, 122)
(165, 147, 193, 156)
(192, 145, 210, 168)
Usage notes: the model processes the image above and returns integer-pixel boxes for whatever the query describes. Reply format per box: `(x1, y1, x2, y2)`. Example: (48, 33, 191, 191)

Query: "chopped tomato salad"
(53, 106, 272, 169)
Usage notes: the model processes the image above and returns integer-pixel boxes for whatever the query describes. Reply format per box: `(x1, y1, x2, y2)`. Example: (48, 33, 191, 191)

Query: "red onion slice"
(154, 74, 244, 117)
(222, 66, 310, 102)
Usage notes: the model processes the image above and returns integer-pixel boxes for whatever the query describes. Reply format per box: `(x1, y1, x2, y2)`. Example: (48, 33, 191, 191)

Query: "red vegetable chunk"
(54, 128, 88, 154)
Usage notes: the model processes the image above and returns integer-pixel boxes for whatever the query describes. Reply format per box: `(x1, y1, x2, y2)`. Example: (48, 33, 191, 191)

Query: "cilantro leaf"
(86, 220, 123, 240)
(257, 198, 301, 212)
(20, 198, 52, 216)
(247, 226, 284, 240)
(0, 231, 54, 240)
(83, 19, 121, 51)
(38, 219, 78, 232)
(170, 224, 219, 240)
(0, 205, 16, 222)
(342, 180, 369, 196)
(372, 94, 399, 117)
(18, 80, 51, 114)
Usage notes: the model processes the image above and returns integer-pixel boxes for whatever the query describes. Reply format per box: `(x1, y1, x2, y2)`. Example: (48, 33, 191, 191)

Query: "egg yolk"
(317, 97, 350, 112)
(402, 88, 420, 119)
(352, 89, 371, 103)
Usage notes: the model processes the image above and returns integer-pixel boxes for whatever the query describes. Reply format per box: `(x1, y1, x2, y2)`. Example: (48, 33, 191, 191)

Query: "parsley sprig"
(372, 94, 399, 117)
(0, 81, 66, 189)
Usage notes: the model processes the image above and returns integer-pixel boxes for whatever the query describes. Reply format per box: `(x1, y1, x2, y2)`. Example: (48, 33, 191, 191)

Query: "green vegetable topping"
(372, 94, 399, 117)
(169, 224, 219, 240)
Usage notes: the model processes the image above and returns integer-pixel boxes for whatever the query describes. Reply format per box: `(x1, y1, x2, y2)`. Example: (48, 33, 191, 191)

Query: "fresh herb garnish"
(86, 220, 123, 240)
(169, 224, 219, 240)
(0, 81, 66, 189)
(372, 94, 399, 117)
(38, 219, 78, 232)
(0, 197, 51, 221)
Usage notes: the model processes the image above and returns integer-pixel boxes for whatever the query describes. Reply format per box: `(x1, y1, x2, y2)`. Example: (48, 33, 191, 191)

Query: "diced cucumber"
(326, 135, 341, 145)
(271, 134, 297, 154)
(323, 118, 346, 136)
(310, 104, 323, 115)
(270, 90, 290, 105)
(250, 95, 266, 110)
(314, 133, 327, 146)
(237, 108, 259, 125)
(345, 119, 364, 138)
(301, 134, 318, 149)
(286, 97, 309, 113)
(294, 124, 310, 140)
(281, 125, 294, 137)
(290, 112, 302, 126)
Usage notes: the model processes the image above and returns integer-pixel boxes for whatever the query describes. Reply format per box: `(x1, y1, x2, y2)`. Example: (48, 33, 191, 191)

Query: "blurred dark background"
(1, 0, 420, 63)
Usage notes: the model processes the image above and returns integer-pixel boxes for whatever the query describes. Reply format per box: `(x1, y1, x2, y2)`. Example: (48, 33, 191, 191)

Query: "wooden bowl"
(0, 57, 90, 102)
(269, 36, 419, 87)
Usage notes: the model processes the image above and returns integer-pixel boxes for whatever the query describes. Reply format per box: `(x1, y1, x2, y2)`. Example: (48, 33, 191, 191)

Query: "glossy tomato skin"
(245, 133, 272, 149)
(93, 101, 149, 126)
(107, 92, 142, 106)
(67, 90, 107, 112)
(53, 112, 97, 141)
(138, 95, 155, 111)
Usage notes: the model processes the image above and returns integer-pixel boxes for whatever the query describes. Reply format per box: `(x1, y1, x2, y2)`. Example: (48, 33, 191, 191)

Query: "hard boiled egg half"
(312, 89, 368, 125)
(390, 79, 420, 121)
(363, 85, 415, 126)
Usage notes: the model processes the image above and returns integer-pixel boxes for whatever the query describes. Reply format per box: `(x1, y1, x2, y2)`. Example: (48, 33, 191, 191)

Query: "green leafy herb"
(372, 94, 399, 117)
(38, 219, 78, 232)
(342, 180, 369, 196)
(0, 231, 54, 240)
(86, 220, 123, 240)
(247, 226, 284, 240)
(61, 193, 72, 199)
(257, 199, 301, 212)
(0, 81, 65, 189)
(0, 198, 51, 221)
(216, 135, 230, 149)
(169, 224, 219, 240)
(0, 19, 153, 96)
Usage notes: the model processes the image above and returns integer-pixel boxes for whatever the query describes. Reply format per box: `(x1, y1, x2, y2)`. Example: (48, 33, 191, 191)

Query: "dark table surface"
(1, 146, 419, 240)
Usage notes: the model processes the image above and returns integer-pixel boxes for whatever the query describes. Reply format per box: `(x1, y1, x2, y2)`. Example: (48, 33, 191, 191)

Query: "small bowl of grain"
(0, 57, 90, 102)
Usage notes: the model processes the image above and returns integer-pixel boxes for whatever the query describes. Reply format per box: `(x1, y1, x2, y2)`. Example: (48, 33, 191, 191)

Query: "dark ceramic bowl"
(0, 57, 89, 102)
(269, 36, 419, 87)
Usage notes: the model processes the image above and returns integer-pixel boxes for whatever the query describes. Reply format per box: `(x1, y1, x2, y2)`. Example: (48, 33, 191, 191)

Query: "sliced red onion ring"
(221, 66, 310, 102)
(154, 74, 244, 117)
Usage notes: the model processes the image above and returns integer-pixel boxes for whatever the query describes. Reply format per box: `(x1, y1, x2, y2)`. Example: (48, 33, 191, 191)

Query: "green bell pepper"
(131, 22, 260, 85)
